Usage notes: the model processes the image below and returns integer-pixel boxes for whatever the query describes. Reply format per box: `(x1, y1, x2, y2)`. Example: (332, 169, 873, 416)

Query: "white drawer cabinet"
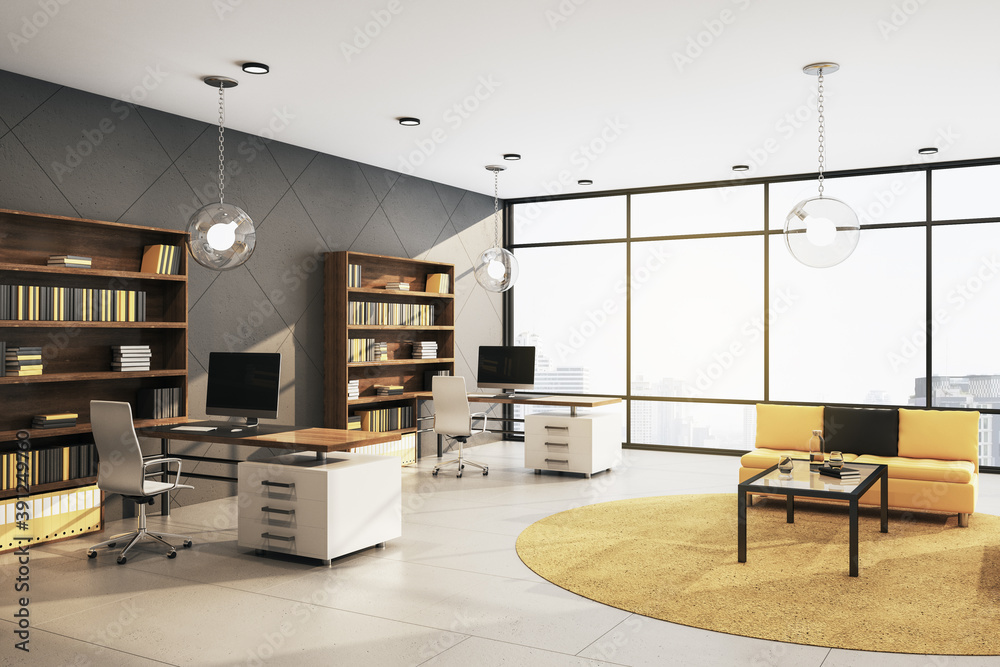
(237, 452, 401, 564)
(524, 411, 620, 478)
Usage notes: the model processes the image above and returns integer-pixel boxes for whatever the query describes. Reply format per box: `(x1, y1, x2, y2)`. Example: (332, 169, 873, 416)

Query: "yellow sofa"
(739, 403, 981, 526)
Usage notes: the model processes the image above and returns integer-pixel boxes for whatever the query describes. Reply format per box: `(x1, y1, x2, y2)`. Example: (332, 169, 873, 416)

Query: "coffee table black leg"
(738, 489, 747, 563)
(849, 499, 859, 577)
(880, 468, 889, 533)
(786, 494, 794, 523)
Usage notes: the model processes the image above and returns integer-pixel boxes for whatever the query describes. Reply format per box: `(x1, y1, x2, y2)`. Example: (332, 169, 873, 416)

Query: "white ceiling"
(1, 0, 997, 199)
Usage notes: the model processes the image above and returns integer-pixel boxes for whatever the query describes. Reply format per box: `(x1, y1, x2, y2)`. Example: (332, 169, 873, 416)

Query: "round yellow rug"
(515, 493, 1000, 655)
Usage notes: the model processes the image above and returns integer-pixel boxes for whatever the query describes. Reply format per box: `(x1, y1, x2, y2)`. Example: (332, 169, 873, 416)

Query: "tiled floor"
(2, 442, 999, 666)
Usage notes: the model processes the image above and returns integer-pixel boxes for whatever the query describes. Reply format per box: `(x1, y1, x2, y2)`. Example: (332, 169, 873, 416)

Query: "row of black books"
(32, 413, 78, 429)
(47, 255, 92, 268)
(0, 285, 147, 322)
(0, 443, 98, 490)
(347, 263, 362, 287)
(112, 345, 151, 372)
(348, 338, 388, 362)
(136, 387, 184, 419)
(353, 405, 414, 432)
(5, 345, 43, 377)
(347, 301, 436, 326)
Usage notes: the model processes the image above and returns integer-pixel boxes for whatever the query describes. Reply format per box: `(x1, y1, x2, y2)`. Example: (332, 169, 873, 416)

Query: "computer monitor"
(205, 352, 281, 427)
(477, 346, 535, 395)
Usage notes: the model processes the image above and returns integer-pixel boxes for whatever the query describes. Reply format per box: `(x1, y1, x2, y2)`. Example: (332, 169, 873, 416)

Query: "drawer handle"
(261, 480, 294, 489)
(543, 425, 569, 431)
(261, 532, 295, 542)
(545, 458, 569, 464)
(261, 506, 295, 515)
(544, 442, 569, 447)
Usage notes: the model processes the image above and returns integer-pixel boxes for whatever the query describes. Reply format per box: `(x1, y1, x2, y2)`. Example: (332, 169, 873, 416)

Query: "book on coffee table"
(818, 465, 861, 479)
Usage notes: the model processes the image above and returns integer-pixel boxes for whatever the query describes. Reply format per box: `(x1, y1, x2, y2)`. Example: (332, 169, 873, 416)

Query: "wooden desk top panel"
(466, 394, 622, 408)
(140, 426, 397, 453)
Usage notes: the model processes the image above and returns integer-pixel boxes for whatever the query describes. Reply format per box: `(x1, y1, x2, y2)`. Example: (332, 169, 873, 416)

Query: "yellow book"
(141, 245, 167, 274)
(37, 413, 79, 420)
(425, 273, 450, 294)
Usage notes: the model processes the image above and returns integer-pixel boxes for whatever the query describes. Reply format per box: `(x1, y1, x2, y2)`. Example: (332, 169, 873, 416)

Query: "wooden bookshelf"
(324, 251, 454, 455)
(0, 208, 188, 545)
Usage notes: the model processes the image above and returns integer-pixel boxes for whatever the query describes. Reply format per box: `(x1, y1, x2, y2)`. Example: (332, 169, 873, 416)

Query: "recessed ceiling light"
(732, 164, 750, 172)
(503, 153, 521, 161)
(917, 147, 938, 155)
(578, 179, 593, 186)
(398, 117, 420, 126)
(241, 62, 269, 75)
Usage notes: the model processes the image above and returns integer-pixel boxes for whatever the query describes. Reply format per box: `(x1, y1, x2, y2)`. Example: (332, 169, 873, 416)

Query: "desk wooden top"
(139, 424, 398, 453)
(466, 394, 621, 408)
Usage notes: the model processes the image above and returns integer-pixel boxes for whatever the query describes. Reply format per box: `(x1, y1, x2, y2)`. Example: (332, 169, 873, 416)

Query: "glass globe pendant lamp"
(187, 76, 256, 271)
(474, 165, 518, 292)
(784, 63, 860, 268)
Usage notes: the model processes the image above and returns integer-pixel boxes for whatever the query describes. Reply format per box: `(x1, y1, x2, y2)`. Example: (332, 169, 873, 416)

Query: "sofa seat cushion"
(755, 404, 824, 452)
(852, 455, 976, 484)
(741, 448, 859, 470)
(824, 406, 898, 457)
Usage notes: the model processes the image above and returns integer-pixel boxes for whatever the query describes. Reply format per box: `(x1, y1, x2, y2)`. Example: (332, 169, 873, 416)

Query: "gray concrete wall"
(0, 69, 503, 518)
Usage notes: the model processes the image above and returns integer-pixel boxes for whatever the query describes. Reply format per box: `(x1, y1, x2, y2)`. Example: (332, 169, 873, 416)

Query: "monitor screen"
(205, 352, 281, 423)
(477, 346, 535, 391)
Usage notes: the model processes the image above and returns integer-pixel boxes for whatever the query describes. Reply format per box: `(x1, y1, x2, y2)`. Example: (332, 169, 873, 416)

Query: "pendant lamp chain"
(816, 69, 826, 198)
(217, 82, 227, 206)
(492, 166, 501, 248)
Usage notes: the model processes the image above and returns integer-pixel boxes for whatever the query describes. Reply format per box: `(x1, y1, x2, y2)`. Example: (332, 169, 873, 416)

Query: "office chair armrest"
(143, 456, 185, 487)
(470, 411, 489, 436)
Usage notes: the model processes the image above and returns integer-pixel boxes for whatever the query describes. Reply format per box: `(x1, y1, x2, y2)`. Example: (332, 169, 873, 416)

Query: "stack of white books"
(347, 379, 360, 400)
(111, 345, 151, 371)
(412, 341, 438, 359)
(384, 282, 410, 291)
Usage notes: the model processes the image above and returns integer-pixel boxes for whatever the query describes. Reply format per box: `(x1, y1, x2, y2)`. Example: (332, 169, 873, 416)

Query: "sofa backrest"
(898, 408, 980, 470)
(824, 406, 898, 458)
(755, 404, 823, 452)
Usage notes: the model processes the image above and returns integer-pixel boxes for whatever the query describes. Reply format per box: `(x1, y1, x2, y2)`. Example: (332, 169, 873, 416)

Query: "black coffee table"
(738, 460, 888, 577)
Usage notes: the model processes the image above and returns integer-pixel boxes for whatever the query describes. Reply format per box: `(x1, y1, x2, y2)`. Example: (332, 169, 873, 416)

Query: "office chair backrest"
(90, 400, 145, 497)
(432, 375, 472, 437)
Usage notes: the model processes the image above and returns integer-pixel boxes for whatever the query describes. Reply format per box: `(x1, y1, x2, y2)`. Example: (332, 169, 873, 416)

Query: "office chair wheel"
(116, 555, 127, 565)
(483, 469, 489, 476)
(87, 550, 96, 559)
(167, 550, 177, 559)
(457, 470, 463, 478)
(183, 540, 193, 548)
(460, 464, 465, 470)
(432, 469, 439, 476)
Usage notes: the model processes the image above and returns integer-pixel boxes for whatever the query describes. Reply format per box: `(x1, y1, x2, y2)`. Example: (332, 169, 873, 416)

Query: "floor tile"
(420, 636, 618, 666)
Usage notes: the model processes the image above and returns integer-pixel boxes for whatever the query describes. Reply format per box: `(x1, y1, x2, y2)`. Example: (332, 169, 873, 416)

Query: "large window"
(510, 160, 1000, 470)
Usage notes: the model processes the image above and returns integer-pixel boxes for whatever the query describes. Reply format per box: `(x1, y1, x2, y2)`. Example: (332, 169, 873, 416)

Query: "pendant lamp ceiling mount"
(802, 62, 839, 76)
(203, 76, 239, 88)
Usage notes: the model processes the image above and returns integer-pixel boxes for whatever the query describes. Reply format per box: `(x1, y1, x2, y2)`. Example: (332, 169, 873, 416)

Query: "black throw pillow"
(823, 406, 898, 458)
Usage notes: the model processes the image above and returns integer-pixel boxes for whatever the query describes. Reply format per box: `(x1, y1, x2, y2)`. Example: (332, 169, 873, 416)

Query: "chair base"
(432, 437, 488, 478)
(88, 499, 193, 564)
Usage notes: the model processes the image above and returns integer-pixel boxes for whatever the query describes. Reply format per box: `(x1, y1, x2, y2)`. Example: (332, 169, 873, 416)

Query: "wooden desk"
(139, 422, 398, 515)
(466, 394, 621, 416)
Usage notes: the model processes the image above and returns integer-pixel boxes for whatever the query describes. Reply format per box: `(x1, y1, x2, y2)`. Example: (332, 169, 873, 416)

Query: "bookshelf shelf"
(0, 207, 189, 550)
(325, 252, 454, 459)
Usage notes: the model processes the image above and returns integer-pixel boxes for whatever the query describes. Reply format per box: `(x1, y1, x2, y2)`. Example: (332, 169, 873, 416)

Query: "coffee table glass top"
(742, 460, 884, 497)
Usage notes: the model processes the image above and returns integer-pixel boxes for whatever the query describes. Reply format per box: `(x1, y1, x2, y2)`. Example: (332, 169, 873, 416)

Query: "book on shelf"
(347, 301, 436, 326)
(347, 263, 362, 287)
(47, 255, 93, 267)
(32, 412, 78, 429)
(354, 404, 414, 432)
(374, 384, 404, 396)
(818, 465, 861, 479)
(140, 245, 181, 275)
(1, 285, 146, 322)
(0, 341, 4, 377)
(6, 345, 43, 375)
(384, 282, 410, 291)
(425, 273, 449, 294)
(136, 387, 183, 419)
(347, 415, 362, 430)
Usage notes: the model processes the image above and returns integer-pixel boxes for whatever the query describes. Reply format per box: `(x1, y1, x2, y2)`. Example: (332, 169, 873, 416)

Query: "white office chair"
(431, 376, 489, 477)
(87, 400, 194, 564)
